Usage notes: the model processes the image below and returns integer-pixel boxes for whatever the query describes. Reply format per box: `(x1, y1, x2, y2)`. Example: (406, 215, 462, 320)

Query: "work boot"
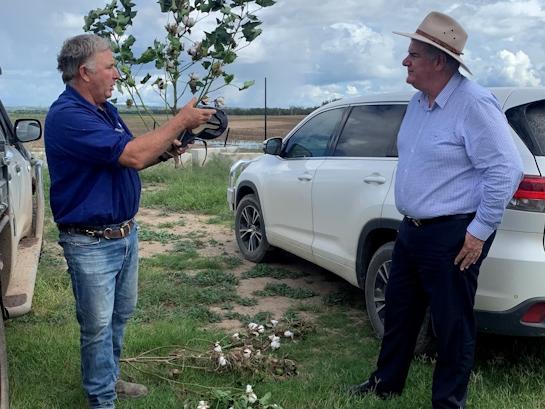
(115, 379, 149, 399)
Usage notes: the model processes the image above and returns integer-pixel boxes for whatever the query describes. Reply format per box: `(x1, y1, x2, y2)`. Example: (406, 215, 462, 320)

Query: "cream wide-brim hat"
(393, 11, 472, 75)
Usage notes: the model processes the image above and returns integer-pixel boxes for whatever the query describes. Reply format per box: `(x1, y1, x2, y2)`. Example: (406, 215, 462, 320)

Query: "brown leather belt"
(58, 219, 135, 239)
(405, 213, 475, 227)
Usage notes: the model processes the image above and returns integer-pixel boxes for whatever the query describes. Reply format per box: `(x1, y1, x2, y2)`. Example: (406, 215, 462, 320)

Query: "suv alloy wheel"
(235, 194, 270, 262)
(365, 242, 435, 356)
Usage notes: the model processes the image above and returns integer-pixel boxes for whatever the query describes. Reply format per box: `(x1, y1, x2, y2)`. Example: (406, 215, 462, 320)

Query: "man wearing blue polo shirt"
(45, 34, 214, 409)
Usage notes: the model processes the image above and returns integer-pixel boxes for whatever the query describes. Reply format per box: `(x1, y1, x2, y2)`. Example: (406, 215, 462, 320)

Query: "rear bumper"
(476, 298, 545, 336)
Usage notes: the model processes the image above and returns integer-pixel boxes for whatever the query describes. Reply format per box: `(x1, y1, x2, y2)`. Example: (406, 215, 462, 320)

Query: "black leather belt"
(58, 219, 135, 239)
(405, 213, 475, 227)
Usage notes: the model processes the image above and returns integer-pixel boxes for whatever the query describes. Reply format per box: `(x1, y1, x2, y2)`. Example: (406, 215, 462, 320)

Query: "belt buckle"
(409, 217, 422, 227)
(84, 229, 97, 237)
(120, 221, 131, 237)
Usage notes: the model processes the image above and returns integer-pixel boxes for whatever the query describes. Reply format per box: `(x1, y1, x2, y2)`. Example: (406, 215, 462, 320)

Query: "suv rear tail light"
(508, 175, 545, 212)
(521, 302, 545, 324)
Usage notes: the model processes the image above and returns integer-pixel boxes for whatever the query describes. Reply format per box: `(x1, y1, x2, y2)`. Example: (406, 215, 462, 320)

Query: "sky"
(1, 0, 545, 109)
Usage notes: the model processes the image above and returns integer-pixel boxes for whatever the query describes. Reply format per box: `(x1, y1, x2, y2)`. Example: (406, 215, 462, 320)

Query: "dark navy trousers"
(369, 217, 495, 409)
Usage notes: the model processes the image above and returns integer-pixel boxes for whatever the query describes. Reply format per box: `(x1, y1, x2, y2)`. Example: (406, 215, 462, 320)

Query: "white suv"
(227, 88, 545, 345)
(0, 68, 44, 407)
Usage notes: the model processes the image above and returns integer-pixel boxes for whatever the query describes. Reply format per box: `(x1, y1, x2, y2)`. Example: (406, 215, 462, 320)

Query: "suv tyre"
(235, 194, 271, 262)
(365, 241, 435, 356)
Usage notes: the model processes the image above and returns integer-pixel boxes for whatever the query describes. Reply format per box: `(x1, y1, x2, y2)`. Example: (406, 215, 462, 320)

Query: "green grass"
(139, 227, 182, 243)
(254, 283, 317, 299)
(140, 157, 233, 222)
(7, 165, 545, 409)
(241, 263, 309, 280)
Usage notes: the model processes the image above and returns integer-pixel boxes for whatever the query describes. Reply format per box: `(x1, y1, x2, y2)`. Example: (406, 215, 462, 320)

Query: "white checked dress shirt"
(395, 72, 524, 240)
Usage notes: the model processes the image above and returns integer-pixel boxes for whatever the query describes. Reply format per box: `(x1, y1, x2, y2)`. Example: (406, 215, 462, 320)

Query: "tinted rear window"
(506, 100, 545, 156)
(333, 104, 406, 157)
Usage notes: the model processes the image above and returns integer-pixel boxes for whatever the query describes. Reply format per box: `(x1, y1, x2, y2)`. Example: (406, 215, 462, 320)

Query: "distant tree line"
(7, 106, 320, 115)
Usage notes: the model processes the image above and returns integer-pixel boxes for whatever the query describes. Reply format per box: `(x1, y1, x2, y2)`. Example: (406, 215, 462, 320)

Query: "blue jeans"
(59, 224, 139, 409)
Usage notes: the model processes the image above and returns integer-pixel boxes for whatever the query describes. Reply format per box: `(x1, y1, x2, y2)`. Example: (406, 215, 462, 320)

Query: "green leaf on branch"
(202, 61, 212, 69)
(114, 25, 124, 35)
(223, 73, 234, 84)
(207, 26, 232, 47)
(242, 21, 262, 42)
(137, 47, 157, 64)
(140, 73, 152, 84)
(256, 0, 276, 6)
(223, 50, 237, 64)
(120, 0, 136, 8)
(123, 34, 136, 48)
(239, 80, 254, 90)
(119, 65, 132, 77)
(158, 0, 172, 12)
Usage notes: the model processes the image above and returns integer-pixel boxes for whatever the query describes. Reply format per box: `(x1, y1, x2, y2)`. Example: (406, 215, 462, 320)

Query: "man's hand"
(454, 232, 485, 271)
(169, 139, 189, 156)
(178, 97, 216, 131)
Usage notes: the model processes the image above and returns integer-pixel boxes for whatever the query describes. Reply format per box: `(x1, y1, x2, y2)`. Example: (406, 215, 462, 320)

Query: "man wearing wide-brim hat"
(349, 11, 523, 409)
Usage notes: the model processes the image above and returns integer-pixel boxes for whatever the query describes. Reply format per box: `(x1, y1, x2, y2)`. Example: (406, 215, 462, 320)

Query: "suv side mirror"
(14, 119, 42, 142)
(263, 137, 282, 155)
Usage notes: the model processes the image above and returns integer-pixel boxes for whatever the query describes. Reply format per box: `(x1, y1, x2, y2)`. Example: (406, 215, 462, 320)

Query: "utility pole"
(264, 77, 267, 140)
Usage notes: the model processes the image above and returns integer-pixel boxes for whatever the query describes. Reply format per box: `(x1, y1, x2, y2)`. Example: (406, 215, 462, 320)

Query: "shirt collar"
(434, 72, 464, 109)
(65, 84, 116, 114)
(418, 71, 464, 110)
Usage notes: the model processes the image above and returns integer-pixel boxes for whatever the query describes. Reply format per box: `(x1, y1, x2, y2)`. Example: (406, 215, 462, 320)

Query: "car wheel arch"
(235, 181, 261, 209)
(355, 218, 400, 289)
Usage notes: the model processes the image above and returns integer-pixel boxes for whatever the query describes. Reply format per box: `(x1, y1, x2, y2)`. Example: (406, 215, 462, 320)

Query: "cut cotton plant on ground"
(120, 318, 311, 408)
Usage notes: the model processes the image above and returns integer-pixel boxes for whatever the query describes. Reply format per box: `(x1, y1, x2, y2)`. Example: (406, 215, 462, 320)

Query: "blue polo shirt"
(45, 85, 141, 225)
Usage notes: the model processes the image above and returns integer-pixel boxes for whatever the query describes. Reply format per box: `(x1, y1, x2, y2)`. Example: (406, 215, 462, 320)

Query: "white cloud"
(2, 0, 545, 108)
(55, 12, 85, 30)
(298, 84, 344, 105)
(346, 85, 359, 95)
(496, 49, 541, 86)
(465, 0, 545, 36)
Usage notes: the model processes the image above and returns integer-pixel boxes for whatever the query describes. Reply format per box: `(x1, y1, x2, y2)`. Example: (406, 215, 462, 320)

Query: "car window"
(506, 100, 545, 156)
(333, 104, 406, 157)
(283, 108, 344, 158)
(0, 114, 6, 143)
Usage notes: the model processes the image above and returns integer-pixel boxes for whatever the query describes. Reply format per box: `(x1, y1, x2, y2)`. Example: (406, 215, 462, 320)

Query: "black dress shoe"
(348, 380, 375, 397)
(348, 380, 391, 399)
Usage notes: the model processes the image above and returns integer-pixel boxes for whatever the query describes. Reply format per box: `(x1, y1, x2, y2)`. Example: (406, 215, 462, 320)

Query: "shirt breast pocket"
(428, 131, 464, 162)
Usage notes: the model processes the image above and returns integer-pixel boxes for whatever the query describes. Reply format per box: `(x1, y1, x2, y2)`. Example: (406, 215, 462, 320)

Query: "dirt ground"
(137, 207, 364, 331)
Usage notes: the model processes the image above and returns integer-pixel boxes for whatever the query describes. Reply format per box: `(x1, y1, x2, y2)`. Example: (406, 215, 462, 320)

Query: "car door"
(261, 107, 345, 260)
(0, 133, 7, 219)
(311, 104, 406, 283)
(0, 112, 33, 241)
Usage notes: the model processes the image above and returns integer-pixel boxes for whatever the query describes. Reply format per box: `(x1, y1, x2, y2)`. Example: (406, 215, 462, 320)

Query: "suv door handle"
(363, 174, 386, 184)
(297, 174, 312, 182)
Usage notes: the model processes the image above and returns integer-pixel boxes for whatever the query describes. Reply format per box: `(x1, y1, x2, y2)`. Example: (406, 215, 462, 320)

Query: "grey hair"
(421, 42, 460, 73)
(57, 34, 112, 84)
